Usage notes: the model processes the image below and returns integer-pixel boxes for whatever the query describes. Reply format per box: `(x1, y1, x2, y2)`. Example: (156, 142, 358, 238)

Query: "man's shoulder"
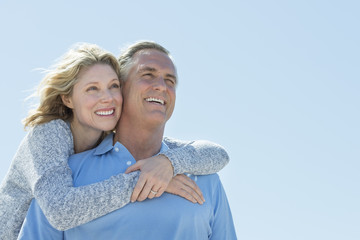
(162, 136, 192, 148)
(195, 173, 221, 183)
(197, 173, 220, 181)
(193, 173, 222, 189)
(192, 174, 229, 206)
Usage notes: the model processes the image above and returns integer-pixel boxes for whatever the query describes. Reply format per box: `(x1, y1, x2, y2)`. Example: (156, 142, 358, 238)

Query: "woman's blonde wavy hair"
(23, 43, 121, 129)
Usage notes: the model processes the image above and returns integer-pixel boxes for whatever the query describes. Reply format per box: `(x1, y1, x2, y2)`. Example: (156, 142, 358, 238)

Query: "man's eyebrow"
(138, 66, 156, 73)
(138, 66, 177, 82)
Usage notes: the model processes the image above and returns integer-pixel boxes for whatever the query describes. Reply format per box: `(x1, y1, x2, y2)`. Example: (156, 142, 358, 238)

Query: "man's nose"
(153, 77, 167, 91)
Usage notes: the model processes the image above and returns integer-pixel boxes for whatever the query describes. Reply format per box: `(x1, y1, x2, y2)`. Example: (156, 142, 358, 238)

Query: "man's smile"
(145, 97, 165, 105)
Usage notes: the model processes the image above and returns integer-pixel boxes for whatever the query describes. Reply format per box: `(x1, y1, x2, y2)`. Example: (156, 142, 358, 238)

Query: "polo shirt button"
(126, 161, 132, 166)
(114, 147, 119, 152)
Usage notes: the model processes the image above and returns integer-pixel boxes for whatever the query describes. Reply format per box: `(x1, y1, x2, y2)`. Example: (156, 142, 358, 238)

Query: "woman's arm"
(113, 136, 230, 203)
(24, 120, 139, 231)
(125, 138, 230, 202)
(17, 173, 204, 240)
(37, 134, 229, 231)
(3, 119, 230, 235)
(162, 137, 230, 176)
(0, 119, 139, 233)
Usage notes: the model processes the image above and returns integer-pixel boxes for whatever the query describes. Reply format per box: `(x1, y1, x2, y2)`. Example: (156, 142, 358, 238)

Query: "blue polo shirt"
(19, 133, 237, 240)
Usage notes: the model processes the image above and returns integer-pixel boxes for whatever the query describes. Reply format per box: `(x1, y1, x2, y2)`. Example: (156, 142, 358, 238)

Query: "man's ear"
(61, 95, 73, 109)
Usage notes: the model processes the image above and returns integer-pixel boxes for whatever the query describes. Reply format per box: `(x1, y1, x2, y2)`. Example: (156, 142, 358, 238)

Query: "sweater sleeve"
(34, 131, 229, 231)
(21, 119, 140, 231)
(162, 137, 230, 176)
(5, 119, 229, 235)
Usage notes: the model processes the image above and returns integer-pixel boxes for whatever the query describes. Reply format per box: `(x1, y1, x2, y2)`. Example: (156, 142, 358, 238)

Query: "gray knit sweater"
(0, 119, 229, 240)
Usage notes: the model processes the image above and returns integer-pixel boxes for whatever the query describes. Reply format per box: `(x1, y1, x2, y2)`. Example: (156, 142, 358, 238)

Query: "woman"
(0, 43, 229, 239)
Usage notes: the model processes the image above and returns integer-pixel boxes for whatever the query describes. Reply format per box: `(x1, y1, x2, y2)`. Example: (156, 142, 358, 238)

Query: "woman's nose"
(100, 89, 113, 102)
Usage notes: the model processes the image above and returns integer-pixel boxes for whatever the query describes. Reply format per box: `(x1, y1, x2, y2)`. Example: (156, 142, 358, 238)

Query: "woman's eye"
(111, 83, 120, 89)
(86, 86, 98, 91)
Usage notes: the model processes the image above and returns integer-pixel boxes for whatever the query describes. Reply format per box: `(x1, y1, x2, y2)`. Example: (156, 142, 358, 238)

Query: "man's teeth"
(146, 97, 164, 105)
(96, 109, 114, 116)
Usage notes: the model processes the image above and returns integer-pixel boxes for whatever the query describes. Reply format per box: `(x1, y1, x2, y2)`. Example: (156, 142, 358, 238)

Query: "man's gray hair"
(118, 41, 174, 81)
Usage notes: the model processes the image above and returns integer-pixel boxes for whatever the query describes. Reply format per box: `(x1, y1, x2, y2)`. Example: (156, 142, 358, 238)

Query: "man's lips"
(145, 97, 165, 105)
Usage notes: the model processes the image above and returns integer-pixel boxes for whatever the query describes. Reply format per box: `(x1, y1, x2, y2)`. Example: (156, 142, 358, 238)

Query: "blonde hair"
(23, 43, 121, 128)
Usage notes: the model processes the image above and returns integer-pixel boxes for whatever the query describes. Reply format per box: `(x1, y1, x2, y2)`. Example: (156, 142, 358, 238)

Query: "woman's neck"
(70, 122, 103, 153)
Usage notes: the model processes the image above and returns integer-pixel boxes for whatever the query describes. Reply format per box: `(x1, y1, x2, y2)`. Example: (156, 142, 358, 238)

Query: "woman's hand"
(166, 174, 205, 204)
(125, 154, 173, 202)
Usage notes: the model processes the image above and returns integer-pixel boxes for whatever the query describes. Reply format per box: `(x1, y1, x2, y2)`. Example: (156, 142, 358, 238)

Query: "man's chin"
(144, 114, 169, 127)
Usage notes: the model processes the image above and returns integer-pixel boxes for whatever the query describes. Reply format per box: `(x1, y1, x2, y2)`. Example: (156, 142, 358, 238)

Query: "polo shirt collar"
(94, 133, 115, 155)
(93, 133, 169, 156)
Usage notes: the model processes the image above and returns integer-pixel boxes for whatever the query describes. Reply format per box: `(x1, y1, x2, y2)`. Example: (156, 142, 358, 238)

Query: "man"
(19, 41, 237, 239)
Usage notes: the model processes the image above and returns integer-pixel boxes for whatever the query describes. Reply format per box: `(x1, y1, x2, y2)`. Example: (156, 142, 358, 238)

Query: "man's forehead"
(134, 49, 176, 75)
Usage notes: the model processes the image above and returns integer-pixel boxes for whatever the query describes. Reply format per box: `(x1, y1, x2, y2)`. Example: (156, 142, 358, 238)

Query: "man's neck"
(114, 120, 164, 161)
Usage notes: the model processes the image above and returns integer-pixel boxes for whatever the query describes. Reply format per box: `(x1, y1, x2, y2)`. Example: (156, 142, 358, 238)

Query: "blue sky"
(1, 1, 359, 239)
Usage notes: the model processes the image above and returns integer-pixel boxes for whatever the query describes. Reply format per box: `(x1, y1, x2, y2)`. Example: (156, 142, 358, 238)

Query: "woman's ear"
(61, 95, 73, 109)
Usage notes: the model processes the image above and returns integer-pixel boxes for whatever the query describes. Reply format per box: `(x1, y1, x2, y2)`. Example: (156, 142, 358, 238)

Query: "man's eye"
(166, 79, 176, 85)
